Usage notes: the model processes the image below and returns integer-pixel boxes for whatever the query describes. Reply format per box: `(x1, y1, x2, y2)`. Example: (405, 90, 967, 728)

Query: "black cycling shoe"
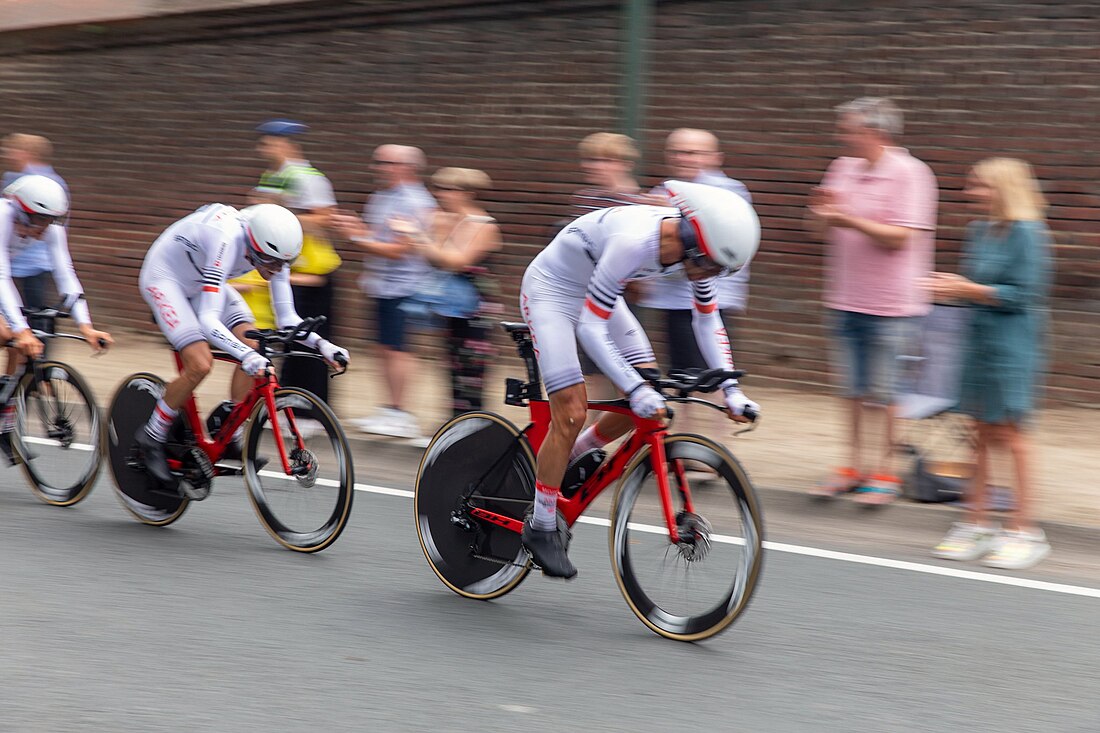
(561, 448, 606, 498)
(0, 431, 17, 466)
(133, 428, 174, 486)
(522, 518, 578, 579)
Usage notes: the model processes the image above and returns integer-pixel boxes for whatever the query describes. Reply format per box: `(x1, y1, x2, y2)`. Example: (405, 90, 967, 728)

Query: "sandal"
(809, 466, 862, 498)
(854, 474, 902, 505)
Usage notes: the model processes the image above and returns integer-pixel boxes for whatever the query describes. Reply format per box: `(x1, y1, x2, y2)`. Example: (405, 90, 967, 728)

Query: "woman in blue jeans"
(926, 158, 1052, 570)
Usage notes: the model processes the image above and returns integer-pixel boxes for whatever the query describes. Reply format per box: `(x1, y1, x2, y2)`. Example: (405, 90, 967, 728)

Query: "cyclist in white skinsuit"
(0, 177, 112, 357)
(135, 203, 350, 485)
(519, 180, 761, 578)
(0, 175, 113, 463)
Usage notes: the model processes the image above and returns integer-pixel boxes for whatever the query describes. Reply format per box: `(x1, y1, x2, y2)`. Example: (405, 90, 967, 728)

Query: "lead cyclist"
(519, 180, 761, 578)
(135, 202, 350, 485)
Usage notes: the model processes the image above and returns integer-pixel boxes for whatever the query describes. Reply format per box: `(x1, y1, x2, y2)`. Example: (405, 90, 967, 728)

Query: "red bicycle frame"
(466, 398, 691, 544)
(166, 350, 305, 477)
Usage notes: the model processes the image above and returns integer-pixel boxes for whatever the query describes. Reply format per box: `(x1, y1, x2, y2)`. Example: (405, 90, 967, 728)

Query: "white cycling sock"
(570, 423, 611, 461)
(144, 398, 178, 442)
(532, 480, 559, 531)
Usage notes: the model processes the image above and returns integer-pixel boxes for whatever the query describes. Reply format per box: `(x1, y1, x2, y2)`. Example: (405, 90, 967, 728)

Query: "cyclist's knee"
(549, 386, 587, 439)
(232, 322, 258, 350)
(179, 343, 214, 384)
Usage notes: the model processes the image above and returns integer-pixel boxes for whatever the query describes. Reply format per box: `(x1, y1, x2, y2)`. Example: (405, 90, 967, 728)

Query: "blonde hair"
(973, 157, 1046, 222)
(578, 132, 639, 163)
(431, 167, 492, 192)
(2, 133, 53, 162)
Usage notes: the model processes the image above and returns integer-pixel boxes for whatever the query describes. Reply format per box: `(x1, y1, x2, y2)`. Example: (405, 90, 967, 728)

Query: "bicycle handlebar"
(243, 315, 327, 347)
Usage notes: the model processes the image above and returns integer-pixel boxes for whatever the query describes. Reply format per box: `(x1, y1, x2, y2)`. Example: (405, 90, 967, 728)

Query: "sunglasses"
(373, 159, 403, 166)
(666, 149, 712, 157)
(431, 184, 464, 192)
(14, 210, 59, 229)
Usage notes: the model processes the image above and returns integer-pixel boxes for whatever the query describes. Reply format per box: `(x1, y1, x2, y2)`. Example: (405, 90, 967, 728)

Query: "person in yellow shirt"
(250, 119, 343, 413)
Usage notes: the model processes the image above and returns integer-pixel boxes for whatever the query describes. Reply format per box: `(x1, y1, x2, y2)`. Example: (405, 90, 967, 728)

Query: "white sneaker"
(353, 408, 397, 435)
(982, 529, 1051, 570)
(932, 522, 999, 561)
(356, 408, 421, 439)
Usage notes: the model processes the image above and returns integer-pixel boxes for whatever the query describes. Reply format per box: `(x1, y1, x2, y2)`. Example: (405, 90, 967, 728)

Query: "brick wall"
(0, 0, 1096, 404)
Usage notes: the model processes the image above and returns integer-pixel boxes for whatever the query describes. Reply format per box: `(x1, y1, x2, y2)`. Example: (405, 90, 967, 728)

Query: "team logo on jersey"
(146, 286, 180, 329)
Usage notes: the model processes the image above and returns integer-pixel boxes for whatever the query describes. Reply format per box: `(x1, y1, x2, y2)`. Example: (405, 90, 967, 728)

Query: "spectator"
(807, 97, 938, 504)
(248, 120, 341, 423)
(1, 133, 69, 316)
(563, 132, 659, 399)
(403, 167, 501, 416)
(333, 144, 436, 440)
(927, 158, 1052, 569)
(636, 128, 753, 435)
(570, 132, 658, 215)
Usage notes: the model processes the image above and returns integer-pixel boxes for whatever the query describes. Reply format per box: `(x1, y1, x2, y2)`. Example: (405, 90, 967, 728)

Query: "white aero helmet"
(4, 174, 68, 221)
(240, 203, 303, 263)
(665, 180, 760, 271)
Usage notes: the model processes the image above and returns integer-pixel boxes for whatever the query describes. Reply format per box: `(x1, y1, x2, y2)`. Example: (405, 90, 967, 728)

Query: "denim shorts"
(829, 309, 916, 402)
(376, 296, 410, 350)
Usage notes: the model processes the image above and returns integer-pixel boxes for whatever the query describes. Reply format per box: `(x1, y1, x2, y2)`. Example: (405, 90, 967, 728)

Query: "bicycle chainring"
(178, 447, 215, 501)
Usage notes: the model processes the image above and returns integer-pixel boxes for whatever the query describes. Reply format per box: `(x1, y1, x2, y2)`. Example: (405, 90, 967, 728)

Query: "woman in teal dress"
(925, 158, 1052, 570)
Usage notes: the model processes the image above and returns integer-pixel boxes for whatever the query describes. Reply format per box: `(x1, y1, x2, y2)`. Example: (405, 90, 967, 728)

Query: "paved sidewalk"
(49, 329, 1100, 528)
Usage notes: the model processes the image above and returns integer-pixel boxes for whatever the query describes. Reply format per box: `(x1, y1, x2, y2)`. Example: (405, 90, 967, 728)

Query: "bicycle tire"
(610, 433, 764, 641)
(14, 360, 103, 506)
(243, 387, 354, 552)
(105, 372, 190, 526)
(415, 411, 534, 600)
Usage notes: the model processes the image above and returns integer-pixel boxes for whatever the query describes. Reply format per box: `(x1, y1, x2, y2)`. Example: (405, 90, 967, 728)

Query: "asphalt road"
(2, 440, 1099, 732)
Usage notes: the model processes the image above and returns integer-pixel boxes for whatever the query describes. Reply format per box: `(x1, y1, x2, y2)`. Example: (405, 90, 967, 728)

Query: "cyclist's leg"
(519, 282, 587, 577)
(138, 278, 211, 482)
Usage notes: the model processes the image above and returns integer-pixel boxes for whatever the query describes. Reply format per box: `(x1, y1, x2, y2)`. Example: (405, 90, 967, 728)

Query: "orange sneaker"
(854, 474, 902, 505)
(809, 467, 862, 498)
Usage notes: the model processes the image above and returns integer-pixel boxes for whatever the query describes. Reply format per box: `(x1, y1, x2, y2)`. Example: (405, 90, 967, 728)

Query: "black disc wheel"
(415, 412, 534, 600)
(610, 434, 764, 641)
(106, 373, 189, 526)
(14, 360, 103, 506)
(243, 387, 354, 552)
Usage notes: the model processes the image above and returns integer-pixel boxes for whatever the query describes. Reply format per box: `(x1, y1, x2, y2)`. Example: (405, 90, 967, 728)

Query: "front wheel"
(14, 360, 103, 506)
(414, 411, 534, 600)
(610, 433, 764, 641)
(243, 387, 354, 552)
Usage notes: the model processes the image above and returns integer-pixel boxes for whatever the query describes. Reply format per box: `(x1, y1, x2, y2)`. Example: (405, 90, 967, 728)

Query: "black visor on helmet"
(14, 208, 59, 229)
(678, 216, 713, 269)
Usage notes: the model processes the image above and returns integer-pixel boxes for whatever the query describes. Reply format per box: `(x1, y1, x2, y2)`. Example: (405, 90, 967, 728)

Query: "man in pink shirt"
(808, 97, 938, 503)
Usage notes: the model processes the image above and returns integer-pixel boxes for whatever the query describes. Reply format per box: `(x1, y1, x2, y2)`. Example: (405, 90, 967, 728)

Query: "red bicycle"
(415, 322, 764, 641)
(106, 317, 355, 552)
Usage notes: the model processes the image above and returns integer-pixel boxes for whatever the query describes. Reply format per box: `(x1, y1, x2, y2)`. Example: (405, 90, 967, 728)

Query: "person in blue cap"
(247, 119, 342, 427)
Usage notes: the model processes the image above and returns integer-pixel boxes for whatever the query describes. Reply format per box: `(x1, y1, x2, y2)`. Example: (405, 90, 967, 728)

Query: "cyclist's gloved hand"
(241, 350, 272, 377)
(317, 339, 350, 367)
(628, 383, 666, 419)
(723, 384, 759, 422)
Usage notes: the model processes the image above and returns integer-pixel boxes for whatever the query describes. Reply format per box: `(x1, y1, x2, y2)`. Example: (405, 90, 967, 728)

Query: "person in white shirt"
(135, 202, 350, 485)
(518, 181, 761, 578)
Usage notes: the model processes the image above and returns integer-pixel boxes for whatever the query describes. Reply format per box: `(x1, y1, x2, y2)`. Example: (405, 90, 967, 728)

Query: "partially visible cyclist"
(519, 181, 761, 578)
(0, 175, 113, 459)
(135, 202, 350, 485)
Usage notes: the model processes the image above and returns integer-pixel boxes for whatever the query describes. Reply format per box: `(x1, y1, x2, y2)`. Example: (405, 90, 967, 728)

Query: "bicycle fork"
(646, 432, 694, 545)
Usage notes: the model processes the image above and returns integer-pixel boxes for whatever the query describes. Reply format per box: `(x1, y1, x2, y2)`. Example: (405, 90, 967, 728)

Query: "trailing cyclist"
(0, 175, 112, 461)
(135, 202, 350, 485)
(519, 181, 761, 578)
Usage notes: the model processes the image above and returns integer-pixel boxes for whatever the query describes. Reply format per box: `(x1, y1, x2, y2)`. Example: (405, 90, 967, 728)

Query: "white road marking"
(348, 480, 1100, 601)
(22, 436, 95, 451)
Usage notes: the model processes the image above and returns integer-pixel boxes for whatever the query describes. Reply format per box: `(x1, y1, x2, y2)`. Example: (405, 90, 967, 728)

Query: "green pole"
(622, 0, 653, 157)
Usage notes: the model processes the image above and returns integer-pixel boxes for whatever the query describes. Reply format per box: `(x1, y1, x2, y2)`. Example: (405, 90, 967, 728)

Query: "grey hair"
(836, 97, 903, 138)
